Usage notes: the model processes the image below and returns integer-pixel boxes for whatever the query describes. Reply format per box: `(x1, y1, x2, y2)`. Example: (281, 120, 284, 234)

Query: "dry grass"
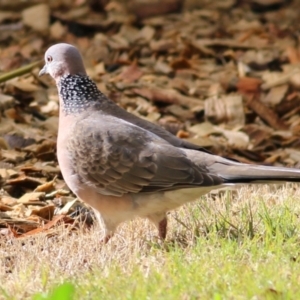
(1, 183, 300, 299)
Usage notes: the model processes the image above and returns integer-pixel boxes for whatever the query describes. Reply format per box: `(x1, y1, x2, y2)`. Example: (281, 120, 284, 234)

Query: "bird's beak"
(39, 65, 48, 76)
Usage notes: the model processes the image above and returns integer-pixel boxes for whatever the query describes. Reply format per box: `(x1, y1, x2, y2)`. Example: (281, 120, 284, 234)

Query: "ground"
(1, 0, 300, 299)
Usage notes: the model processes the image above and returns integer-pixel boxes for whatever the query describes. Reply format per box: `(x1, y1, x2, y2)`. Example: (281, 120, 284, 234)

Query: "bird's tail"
(205, 154, 300, 184)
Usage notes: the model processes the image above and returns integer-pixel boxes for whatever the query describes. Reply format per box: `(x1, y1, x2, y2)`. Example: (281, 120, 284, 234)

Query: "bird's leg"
(92, 208, 116, 244)
(148, 213, 168, 240)
(158, 217, 168, 239)
(101, 234, 112, 244)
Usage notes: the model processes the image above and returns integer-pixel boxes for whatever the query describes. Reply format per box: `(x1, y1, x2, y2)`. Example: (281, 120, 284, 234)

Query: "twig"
(0, 60, 43, 83)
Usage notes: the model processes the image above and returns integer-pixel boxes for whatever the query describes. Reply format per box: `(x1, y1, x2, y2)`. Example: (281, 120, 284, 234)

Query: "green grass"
(74, 240, 300, 299)
(33, 236, 300, 300)
(2, 185, 300, 299)
(33, 283, 75, 300)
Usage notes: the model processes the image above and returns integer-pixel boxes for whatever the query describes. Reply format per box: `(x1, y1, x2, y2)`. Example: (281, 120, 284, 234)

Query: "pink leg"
(148, 213, 168, 240)
(158, 217, 168, 239)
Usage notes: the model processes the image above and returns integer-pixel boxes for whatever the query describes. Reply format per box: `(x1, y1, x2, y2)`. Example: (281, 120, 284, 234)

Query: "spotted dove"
(39, 43, 300, 242)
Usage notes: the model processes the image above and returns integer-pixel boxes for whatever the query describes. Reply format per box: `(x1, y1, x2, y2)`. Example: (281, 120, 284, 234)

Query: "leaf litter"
(1, 0, 300, 238)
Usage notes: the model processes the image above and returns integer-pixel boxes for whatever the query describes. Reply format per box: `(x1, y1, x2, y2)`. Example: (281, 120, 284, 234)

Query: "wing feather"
(67, 115, 224, 196)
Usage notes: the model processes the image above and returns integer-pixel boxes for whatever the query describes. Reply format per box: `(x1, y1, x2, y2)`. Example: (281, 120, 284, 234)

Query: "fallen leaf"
(133, 87, 202, 108)
(263, 84, 288, 106)
(19, 215, 75, 238)
(34, 176, 57, 193)
(205, 94, 245, 126)
(17, 192, 45, 204)
(219, 128, 250, 149)
(30, 204, 55, 220)
(246, 95, 288, 130)
(118, 64, 143, 83)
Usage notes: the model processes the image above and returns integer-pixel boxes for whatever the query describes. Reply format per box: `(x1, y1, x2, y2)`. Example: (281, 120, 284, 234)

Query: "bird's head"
(39, 43, 87, 82)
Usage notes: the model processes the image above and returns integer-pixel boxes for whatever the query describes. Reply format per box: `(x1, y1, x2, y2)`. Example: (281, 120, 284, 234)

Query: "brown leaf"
(5, 108, 26, 123)
(165, 104, 194, 120)
(263, 84, 288, 106)
(0, 203, 13, 211)
(22, 4, 50, 32)
(30, 204, 55, 220)
(150, 40, 177, 52)
(0, 94, 15, 111)
(118, 64, 143, 83)
(19, 215, 75, 238)
(170, 58, 191, 70)
(133, 87, 202, 109)
(127, 0, 182, 19)
(34, 176, 57, 193)
(0, 168, 18, 179)
(154, 61, 173, 75)
(193, 38, 270, 49)
(0, 219, 39, 234)
(25, 140, 56, 161)
(10, 81, 40, 92)
(285, 46, 300, 64)
(275, 97, 300, 117)
(246, 95, 288, 130)
(1, 149, 27, 163)
(233, 149, 266, 163)
(236, 77, 262, 94)
(264, 152, 284, 164)
(6, 175, 45, 189)
(205, 94, 245, 125)
(219, 128, 250, 149)
(0, 195, 18, 206)
(17, 192, 45, 204)
(242, 124, 272, 148)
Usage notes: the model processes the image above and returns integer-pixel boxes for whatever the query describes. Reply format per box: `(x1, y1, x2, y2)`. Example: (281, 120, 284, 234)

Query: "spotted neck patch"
(58, 74, 106, 115)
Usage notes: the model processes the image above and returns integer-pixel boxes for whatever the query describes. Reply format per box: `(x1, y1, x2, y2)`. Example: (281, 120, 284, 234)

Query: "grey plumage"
(40, 43, 300, 241)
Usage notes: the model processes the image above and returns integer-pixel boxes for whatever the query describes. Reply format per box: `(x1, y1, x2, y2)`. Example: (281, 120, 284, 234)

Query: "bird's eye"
(47, 55, 53, 62)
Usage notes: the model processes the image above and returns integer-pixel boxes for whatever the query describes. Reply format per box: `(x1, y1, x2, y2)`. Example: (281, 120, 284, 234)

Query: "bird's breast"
(56, 113, 80, 193)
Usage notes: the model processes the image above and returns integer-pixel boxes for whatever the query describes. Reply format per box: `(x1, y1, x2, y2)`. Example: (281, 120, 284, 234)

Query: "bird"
(39, 43, 300, 242)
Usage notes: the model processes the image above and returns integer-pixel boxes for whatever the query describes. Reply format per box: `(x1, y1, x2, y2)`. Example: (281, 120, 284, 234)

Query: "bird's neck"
(57, 74, 106, 115)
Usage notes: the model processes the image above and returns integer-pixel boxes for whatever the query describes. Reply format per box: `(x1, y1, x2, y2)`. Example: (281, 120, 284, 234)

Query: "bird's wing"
(67, 114, 223, 196)
(99, 99, 211, 153)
